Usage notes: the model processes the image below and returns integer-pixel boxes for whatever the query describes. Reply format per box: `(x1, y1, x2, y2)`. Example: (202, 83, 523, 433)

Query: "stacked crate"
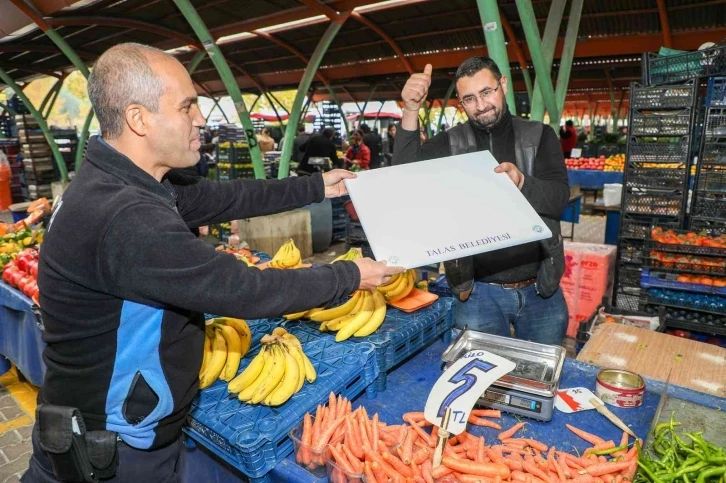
(215, 124, 256, 180)
(0, 138, 23, 203)
(16, 115, 53, 200)
(312, 101, 343, 149)
(691, 77, 726, 237)
(330, 195, 348, 242)
(50, 127, 78, 179)
(613, 81, 698, 311)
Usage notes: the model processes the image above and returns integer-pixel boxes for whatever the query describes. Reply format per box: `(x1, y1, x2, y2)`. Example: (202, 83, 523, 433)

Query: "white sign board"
(424, 350, 516, 435)
(343, 151, 552, 268)
(555, 387, 600, 414)
(570, 148, 582, 158)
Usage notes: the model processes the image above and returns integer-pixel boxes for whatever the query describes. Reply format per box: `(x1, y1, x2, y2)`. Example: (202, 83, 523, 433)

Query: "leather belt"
(487, 278, 537, 290)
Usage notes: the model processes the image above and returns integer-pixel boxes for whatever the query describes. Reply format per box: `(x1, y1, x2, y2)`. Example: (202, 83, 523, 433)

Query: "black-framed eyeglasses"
(459, 80, 502, 108)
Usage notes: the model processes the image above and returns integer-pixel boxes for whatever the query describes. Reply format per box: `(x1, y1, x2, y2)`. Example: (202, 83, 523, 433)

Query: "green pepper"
(592, 444, 629, 456)
(696, 467, 726, 483)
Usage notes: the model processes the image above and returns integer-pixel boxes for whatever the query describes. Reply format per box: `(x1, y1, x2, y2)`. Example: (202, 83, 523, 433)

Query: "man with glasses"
(392, 56, 569, 345)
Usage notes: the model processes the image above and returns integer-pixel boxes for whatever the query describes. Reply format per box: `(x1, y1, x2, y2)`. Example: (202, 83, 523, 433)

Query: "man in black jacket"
(23, 43, 400, 483)
(393, 56, 569, 345)
(360, 123, 382, 169)
(297, 128, 341, 175)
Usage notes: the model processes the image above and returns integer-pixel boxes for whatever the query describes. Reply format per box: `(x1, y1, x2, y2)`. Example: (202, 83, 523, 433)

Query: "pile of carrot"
(294, 393, 640, 483)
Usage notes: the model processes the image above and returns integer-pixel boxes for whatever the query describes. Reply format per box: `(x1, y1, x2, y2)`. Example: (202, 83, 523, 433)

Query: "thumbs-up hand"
(401, 64, 433, 112)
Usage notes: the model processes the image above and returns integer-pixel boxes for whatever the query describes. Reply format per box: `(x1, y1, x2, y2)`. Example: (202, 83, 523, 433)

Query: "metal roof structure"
(1, 0, 726, 108)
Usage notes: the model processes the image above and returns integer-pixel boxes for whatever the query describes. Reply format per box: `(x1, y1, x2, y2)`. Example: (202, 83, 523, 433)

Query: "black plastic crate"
(617, 265, 642, 288)
(620, 214, 681, 240)
(618, 239, 646, 265)
(626, 166, 686, 190)
(690, 217, 726, 237)
(631, 81, 696, 110)
(693, 197, 726, 219)
(345, 221, 366, 242)
(623, 189, 684, 217)
(706, 77, 726, 108)
(626, 137, 690, 164)
(645, 252, 726, 277)
(645, 45, 726, 85)
(630, 111, 693, 137)
(613, 291, 641, 312)
(696, 171, 726, 194)
(701, 142, 726, 166)
(704, 108, 726, 138)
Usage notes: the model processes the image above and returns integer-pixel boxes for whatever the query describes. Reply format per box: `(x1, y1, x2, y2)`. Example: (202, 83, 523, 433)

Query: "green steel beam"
(0, 102, 17, 117)
(267, 91, 290, 115)
(187, 50, 206, 75)
(43, 82, 63, 120)
(39, 78, 64, 119)
(323, 87, 349, 137)
(515, 0, 560, 124)
(278, 18, 348, 178)
(476, 0, 516, 114)
(75, 109, 94, 171)
(422, 100, 433, 139)
(359, 84, 378, 123)
(205, 97, 230, 123)
(373, 101, 385, 123)
(265, 92, 284, 125)
(529, 0, 566, 121)
(301, 92, 313, 121)
(0, 68, 68, 182)
(521, 68, 533, 103)
(553, 0, 584, 130)
(250, 95, 261, 112)
(173, 0, 265, 179)
(438, 80, 456, 130)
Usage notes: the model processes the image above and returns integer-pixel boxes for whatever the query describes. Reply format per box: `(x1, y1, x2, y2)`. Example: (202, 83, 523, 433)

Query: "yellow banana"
(283, 310, 308, 320)
(336, 291, 375, 342)
(199, 328, 227, 389)
(249, 345, 287, 404)
(377, 273, 404, 293)
(309, 291, 362, 322)
(282, 334, 316, 383)
(228, 347, 266, 394)
(354, 289, 388, 337)
(269, 240, 293, 268)
(199, 330, 213, 377)
(326, 313, 354, 332)
(389, 269, 416, 302)
(332, 247, 363, 263)
(237, 347, 273, 401)
(281, 340, 306, 393)
(265, 346, 301, 406)
(218, 324, 242, 382)
(272, 327, 288, 337)
(383, 270, 412, 301)
(219, 318, 251, 358)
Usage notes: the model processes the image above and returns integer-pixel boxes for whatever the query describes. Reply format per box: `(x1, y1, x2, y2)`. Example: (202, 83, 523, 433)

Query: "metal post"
(553, 0, 584, 131)
(278, 17, 347, 178)
(206, 97, 231, 124)
(327, 87, 350, 137)
(265, 92, 284, 125)
(359, 84, 378, 123)
(173, 0, 265, 179)
(75, 109, 94, 171)
(0, 102, 18, 117)
(422, 100, 433, 138)
(250, 95, 261, 112)
(39, 78, 64, 119)
(267, 91, 290, 114)
(0, 68, 68, 182)
(187, 50, 206, 75)
(476, 0, 516, 114)
(43, 83, 63, 120)
(438, 80, 456, 131)
(529, 0, 566, 121)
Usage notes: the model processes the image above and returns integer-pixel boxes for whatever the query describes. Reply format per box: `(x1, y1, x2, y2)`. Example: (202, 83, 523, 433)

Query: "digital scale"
(442, 330, 565, 421)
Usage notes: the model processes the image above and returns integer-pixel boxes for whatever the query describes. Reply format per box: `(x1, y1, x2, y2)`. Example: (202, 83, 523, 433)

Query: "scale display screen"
(484, 389, 543, 414)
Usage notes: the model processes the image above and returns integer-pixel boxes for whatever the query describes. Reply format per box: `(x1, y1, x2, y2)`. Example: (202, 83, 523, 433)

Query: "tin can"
(595, 369, 645, 408)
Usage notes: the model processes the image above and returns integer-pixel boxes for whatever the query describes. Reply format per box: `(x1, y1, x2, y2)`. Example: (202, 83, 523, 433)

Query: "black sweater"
(392, 112, 569, 283)
(38, 137, 360, 450)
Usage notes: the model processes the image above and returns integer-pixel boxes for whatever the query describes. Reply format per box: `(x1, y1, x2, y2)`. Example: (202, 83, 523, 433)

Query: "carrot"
(476, 437, 486, 463)
(586, 440, 616, 457)
(417, 419, 433, 427)
(365, 446, 406, 482)
(330, 444, 356, 475)
(371, 413, 380, 452)
(313, 417, 345, 451)
(502, 439, 528, 450)
(370, 460, 388, 483)
(442, 456, 511, 479)
(498, 422, 526, 441)
(458, 475, 496, 483)
(582, 461, 631, 476)
(405, 416, 433, 446)
(422, 459, 435, 483)
(549, 449, 565, 481)
(566, 453, 596, 468)
(614, 432, 628, 458)
(569, 476, 595, 483)
(431, 464, 453, 479)
(524, 439, 548, 453)
(382, 450, 414, 478)
(622, 459, 637, 481)
(413, 477, 426, 483)
(410, 460, 422, 479)
(342, 443, 364, 474)
(504, 457, 523, 472)
(623, 445, 638, 461)
(522, 460, 551, 482)
(403, 411, 425, 422)
(298, 412, 313, 465)
(364, 462, 377, 483)
(614, 476, 623, 483)
(359, 418, 372, 450)
(312, 405, 323, 440)
(566, 424, 606, 446)
(359, 405, 369, 422)
(398, 426, 414, 464)
(471, 409, 502, 418)
(556, 452, 572, 479)
(413, 445, 431, 465)
(328, 392, 337, 419)
(468, 416, 503, 430)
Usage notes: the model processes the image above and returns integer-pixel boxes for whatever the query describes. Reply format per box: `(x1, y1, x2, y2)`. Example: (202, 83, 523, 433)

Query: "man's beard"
(469, 105, 505, 130)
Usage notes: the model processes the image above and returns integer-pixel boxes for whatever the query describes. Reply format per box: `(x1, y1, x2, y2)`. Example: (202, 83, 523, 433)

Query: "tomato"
(2, 268, 14, 284)
(673, 330, 690, 338)
(9, 271, 24, 288)
(30, 261, 38, 278)
(17, 276, 31, 293)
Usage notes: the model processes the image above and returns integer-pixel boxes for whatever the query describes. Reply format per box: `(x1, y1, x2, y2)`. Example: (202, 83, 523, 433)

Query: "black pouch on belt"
(443, 256, 475, 302)
(36, 404, 119, 482)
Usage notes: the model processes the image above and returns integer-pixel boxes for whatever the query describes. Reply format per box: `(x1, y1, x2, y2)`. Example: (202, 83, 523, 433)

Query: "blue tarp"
(568, 170, 623, 190)
(0, 281, 45, 385)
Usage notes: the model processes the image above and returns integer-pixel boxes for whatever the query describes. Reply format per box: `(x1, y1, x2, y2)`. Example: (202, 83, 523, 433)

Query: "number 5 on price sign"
(424, 350, 516, 436)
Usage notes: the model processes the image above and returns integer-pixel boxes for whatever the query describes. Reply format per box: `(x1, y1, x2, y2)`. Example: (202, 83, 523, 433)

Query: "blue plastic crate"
(706, 77, 726, 107)
(184, 324, 379, 482)
(282, 298, 454, 394)
(428, 274, 453, 299)
(641, 269, 726, 296)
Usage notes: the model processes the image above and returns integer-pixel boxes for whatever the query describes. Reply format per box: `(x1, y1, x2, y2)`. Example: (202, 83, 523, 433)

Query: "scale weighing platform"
(442, 330, 565, 421)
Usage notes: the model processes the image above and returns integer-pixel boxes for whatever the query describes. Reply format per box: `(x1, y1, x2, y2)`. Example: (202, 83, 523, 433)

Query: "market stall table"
(0, 281, 45, 385)
(181, 329, 726, 483)
(568, 171, 623, 203)
(591, 200, 621, 245)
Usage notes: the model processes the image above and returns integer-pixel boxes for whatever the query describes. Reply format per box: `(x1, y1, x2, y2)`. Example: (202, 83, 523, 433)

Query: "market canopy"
(1, 0, 725, 104)
(250, 112, 316, 123)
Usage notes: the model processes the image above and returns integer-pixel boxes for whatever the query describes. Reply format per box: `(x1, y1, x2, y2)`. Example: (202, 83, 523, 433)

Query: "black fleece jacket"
(37, 136, 359, 450)
(392, 111, 569, 283)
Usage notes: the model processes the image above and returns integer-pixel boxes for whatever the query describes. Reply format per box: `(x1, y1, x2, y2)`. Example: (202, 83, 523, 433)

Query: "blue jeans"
(453, 282, 568, 345)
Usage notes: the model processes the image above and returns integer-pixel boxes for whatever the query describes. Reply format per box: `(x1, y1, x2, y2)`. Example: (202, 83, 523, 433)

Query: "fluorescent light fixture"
(165, 45, 195, 55)
(216, 32, 255, 45)
(257, 14, 328, 33)
(354, 0, 408, 14)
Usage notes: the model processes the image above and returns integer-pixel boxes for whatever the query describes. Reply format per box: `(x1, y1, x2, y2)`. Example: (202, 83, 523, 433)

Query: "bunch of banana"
(228, 327, 316, 406)
(377, 269, 416, 303)
(269, 239, 302, 269)
(305, 289, 387, 341)
(331, 247, 363, 263)
(198, 318, 252, 389)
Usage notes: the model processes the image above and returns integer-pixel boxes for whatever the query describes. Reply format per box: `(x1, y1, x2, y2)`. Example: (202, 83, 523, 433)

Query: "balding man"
(24, 43, 401, 483)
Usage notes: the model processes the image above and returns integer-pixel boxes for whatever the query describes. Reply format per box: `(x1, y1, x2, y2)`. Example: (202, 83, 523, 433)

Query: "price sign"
(570, 148, 582, 158)
(424, 350, 515, 435)
(555, 387, 600, 414)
